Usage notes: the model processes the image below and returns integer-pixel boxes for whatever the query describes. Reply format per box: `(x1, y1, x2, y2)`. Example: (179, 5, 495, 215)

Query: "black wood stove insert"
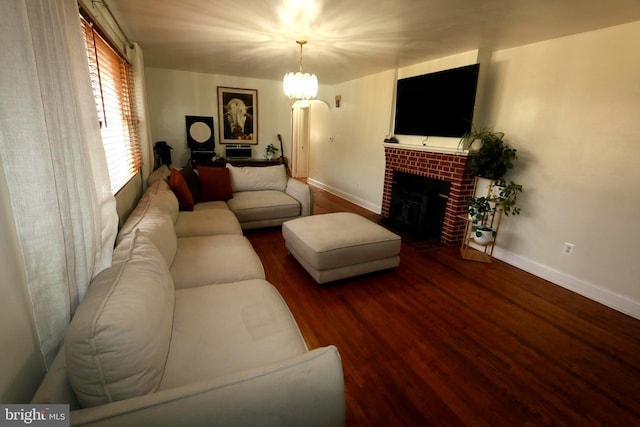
(387, 171, 451, 239)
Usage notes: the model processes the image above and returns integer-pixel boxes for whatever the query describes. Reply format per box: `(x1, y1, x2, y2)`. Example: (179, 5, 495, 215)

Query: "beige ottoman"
(282, 212, 401, 284)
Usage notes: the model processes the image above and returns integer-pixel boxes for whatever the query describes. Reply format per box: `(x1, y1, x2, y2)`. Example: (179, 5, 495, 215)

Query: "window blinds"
(80, 15, 142, 194)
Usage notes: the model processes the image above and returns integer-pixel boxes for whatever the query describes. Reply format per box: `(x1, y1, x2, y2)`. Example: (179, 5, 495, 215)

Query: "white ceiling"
(107, 0, 640, 84)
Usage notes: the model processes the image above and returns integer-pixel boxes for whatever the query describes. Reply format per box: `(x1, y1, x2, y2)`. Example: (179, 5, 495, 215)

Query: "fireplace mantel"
(383, 142, 470, 156)
(382, 145, 474, 245)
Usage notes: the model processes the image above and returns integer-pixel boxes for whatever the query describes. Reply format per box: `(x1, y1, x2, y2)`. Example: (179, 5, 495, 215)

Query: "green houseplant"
(467, 196, 496, 245)
(493, 179, 523, 217)
(265, 143, 279, 160)
(467, 180, 523, 244)
(460, 127, 518, 180)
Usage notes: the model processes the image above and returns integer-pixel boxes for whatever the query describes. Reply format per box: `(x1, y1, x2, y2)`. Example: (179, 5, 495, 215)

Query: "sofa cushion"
(180, 164, 202, 203)
(194, 200, 230, 210)
(226, 164, 287, 192)
(159, 279, 307, 390)
(169, 168, 195, 211)
(117, 180, 177, 241)
(197, 166, 234, 202)
(118, 213, 177, 265)
(174, 209, 242, 237)
(116, 190, 152, 245)
(147, 179, 180, 223)
(115, 180, 178, 266)
(227, 190, 300, 223)
(118, 179, 179, 230)
(147, 165, 170, 186)
(170, 235, 265, 289)
(65, 231, 175, 408)
(119, 208, 177, 266)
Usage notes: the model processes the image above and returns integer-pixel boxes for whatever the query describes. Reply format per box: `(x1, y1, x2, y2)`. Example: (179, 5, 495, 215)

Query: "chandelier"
(283, 40, 318, 100)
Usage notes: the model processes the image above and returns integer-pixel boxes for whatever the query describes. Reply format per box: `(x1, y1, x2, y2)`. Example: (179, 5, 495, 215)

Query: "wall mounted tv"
(393, 63, 480, 138)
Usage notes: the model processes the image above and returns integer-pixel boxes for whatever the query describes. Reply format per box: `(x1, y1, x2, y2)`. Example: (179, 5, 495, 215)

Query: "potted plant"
(466, 180, 523, 245)
(460, 127, 517, 180)
(467, 196, 496, 245)
(265, 143, 279, 160)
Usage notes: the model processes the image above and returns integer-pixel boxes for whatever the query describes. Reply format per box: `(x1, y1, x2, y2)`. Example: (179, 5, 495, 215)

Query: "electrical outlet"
(563, 242, 575, 256)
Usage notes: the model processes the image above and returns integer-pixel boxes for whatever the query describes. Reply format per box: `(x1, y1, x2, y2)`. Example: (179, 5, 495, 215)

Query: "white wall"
(483, 21, 640, 316)
(308, 70, 396, 212)
(144, 68, 301, 166)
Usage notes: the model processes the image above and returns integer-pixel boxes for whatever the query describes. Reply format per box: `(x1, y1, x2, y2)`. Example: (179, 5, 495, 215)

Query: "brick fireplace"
(382, 145, 474, 245)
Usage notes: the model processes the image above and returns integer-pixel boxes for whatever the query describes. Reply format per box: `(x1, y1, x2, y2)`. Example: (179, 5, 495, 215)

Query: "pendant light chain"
(298, 40, 306, 72)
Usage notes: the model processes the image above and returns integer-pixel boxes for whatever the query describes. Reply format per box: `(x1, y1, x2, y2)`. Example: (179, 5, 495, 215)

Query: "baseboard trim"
(307, 178, 382, 214)
(492, 247, 640, 320)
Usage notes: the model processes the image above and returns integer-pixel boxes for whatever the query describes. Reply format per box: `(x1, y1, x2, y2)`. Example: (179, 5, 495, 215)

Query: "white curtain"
(0, 0, 118, 367)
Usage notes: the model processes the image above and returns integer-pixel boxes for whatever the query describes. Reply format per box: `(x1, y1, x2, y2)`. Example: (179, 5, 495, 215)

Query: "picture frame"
(185, 115, 214, 150)
(217, 87, 258, 144)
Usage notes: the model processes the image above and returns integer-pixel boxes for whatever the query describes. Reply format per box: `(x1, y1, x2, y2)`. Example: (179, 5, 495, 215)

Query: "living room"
(141, 5, 640, 319)
(2, 0, 640, 425)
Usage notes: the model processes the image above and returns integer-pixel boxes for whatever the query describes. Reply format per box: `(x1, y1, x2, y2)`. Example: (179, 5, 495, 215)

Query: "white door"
(291, 104, 310, 178)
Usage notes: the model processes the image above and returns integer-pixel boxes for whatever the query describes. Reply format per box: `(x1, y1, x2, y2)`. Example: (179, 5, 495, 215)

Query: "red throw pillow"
(197, 166, 234, 202)
(168, 168, 195, 211)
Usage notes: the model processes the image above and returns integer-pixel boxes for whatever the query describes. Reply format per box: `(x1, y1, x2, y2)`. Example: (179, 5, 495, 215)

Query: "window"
(80, 14, 142, 194)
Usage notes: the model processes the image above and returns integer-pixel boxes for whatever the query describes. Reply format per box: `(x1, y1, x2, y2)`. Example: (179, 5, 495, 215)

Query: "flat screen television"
(393, 63, 480, 138)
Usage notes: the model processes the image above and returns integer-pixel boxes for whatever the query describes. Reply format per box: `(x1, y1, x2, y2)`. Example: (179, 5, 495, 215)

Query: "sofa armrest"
(70, 346, 344, 427)
(285, 178, 314, 217)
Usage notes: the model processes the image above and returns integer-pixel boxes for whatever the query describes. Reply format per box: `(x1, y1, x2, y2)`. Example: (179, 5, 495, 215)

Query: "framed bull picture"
(217, 86, 258, 144)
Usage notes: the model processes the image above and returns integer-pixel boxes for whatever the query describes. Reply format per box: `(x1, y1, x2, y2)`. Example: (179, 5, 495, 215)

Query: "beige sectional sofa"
(32, 168, 344, 426)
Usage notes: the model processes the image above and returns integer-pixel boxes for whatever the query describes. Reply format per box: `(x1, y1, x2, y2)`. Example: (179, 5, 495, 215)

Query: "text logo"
(1, 405, 68, 426)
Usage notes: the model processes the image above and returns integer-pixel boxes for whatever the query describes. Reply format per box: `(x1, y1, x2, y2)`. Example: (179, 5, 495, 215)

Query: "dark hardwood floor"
(245, 184, 640, 426)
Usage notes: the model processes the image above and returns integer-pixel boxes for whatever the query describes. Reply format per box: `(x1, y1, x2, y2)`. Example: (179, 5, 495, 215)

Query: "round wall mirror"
(185, 115, 214, 150)
(189, 122, 211, 143)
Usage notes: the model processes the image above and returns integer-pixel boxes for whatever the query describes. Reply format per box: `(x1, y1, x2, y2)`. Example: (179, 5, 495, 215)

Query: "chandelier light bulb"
(283, 40, 318, 100)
